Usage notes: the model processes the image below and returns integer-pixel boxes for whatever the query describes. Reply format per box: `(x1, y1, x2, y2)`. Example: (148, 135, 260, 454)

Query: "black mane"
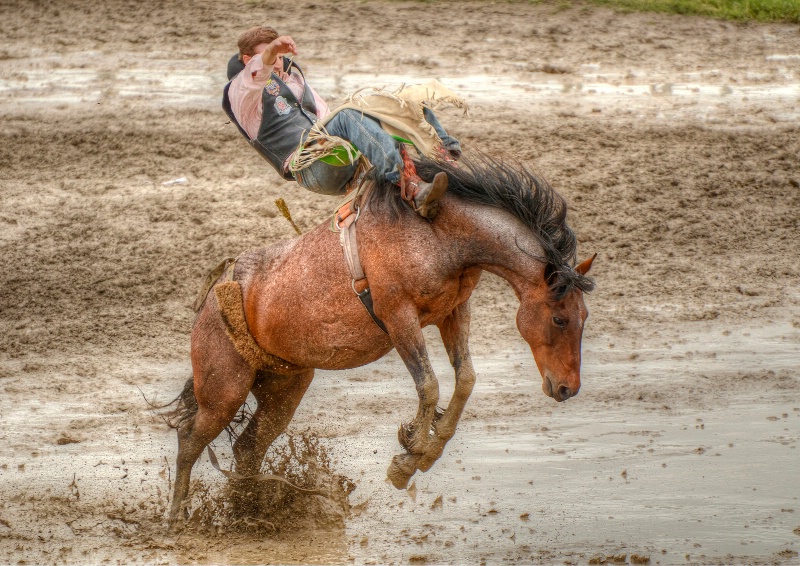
(364, 149, 595, 298)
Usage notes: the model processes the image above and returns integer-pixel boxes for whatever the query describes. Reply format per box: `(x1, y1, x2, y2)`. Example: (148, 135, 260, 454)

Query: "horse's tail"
(159, 376, 199, 431)
(192, 257, 236, 313)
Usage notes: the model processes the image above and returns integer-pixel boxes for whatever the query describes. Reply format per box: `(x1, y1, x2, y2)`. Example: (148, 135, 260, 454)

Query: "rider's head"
(237, 26, 279, 62)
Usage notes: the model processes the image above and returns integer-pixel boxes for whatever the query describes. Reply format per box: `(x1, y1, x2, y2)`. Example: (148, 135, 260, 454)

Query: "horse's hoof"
(417, 452, 440, 472)
(167, 504, 186, 533)
(386, 453, 417, 489)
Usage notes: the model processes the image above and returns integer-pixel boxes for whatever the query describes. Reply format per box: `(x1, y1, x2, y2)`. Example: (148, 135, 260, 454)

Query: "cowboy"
(224, 26, 461, 219)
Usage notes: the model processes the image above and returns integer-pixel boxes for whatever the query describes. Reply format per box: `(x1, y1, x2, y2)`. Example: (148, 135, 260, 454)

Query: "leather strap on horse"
(332, 185, 389, 335)
(212, 270, 302, 373)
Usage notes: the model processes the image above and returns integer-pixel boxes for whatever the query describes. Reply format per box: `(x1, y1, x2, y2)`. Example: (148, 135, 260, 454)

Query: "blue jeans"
(423, 106, 461, 156)
(295, 107, 460, 195)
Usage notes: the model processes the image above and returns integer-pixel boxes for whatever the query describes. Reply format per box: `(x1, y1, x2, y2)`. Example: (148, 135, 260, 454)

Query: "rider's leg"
(323, 109, 402, 183)
(422, 106, 461, 158)
(323, 109, 447, 218)
(293, 157, 356, 196)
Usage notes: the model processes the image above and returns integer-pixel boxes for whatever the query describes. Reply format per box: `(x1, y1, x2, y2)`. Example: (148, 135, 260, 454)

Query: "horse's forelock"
(549, 265, 596, 300)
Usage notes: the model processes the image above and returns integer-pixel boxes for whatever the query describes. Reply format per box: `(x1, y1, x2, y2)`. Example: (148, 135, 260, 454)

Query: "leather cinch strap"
(334, 198, 388, 334)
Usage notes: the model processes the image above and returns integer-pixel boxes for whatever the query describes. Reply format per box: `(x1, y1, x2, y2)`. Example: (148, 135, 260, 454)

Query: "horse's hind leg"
(232, 369, 315, 477)
(169, 309, 256, 525)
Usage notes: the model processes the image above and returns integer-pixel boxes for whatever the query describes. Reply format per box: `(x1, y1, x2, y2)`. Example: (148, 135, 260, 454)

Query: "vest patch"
(265, 79, 280, 96)
(275, 96, 291, 115)
(227, 62, 317, 180)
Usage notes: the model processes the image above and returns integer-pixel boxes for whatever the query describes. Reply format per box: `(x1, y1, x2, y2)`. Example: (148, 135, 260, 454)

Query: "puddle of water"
(317, 321, 800, 564)
(2, 56, 798, 123)
(767, 54, 800, 61)
(0, 324, 797, 563)
(321, 72, 800, 102)
(335, 401, 799, 564)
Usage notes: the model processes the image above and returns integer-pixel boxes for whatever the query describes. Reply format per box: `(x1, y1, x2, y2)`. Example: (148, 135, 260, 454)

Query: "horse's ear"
(575, 253, 597, 276)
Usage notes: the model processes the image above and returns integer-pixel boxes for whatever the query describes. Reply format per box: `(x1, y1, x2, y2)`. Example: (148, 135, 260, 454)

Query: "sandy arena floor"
(1, 0, 799, 564)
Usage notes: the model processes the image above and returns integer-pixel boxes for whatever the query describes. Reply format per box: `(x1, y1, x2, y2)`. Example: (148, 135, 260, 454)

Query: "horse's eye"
(553, 316, 566, 328)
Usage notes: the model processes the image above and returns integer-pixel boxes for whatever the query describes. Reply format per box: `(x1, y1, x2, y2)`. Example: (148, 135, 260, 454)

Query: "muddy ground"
(1, 0, 799, 564)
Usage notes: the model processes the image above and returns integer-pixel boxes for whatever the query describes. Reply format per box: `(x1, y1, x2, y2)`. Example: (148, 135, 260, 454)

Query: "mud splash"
(178, 431, 355, 536)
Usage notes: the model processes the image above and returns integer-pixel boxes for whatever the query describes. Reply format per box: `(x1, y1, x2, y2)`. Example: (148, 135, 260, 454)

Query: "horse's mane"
(364, 149, 595, 299)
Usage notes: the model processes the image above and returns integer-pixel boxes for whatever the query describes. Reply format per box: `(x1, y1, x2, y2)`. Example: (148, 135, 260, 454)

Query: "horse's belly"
(248, 279, 394, 371)
(264, 317, 394, 370)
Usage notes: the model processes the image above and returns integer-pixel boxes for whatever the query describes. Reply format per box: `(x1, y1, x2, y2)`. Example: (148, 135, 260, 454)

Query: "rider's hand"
(262, 35, 299, 67)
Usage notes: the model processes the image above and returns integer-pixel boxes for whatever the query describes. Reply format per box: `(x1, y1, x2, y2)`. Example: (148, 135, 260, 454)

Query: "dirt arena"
(1, 0, 799, 563)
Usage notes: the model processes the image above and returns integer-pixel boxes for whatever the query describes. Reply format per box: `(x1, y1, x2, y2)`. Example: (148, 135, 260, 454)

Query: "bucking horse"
(167, 151, 596, 524)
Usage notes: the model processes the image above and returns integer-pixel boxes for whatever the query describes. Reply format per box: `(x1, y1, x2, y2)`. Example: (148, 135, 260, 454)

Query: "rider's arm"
(261, 36, 299, 68)
(259, 35, 329, 118)
(228, 55, 272, 139)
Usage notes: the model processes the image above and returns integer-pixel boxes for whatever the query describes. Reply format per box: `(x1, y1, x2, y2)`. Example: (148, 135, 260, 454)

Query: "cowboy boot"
(398, 146, 448, 220)
(403, 171, 448, 220)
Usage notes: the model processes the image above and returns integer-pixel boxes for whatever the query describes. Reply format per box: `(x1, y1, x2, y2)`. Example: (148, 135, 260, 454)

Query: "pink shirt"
(228, 55, 330, 141)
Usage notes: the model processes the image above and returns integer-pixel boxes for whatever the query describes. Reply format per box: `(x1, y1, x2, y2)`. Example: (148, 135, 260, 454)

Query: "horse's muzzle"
(543, 374, 579, 402)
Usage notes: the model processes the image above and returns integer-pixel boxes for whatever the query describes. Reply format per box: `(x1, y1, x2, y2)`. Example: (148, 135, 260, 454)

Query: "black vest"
(222, 59, 318, 180)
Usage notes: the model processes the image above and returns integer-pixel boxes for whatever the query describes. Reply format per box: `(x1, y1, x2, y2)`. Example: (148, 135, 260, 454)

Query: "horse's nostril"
(558, 385, 572, 400)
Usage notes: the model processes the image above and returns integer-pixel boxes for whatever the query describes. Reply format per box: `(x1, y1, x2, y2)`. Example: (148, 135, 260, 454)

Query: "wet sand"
(1, 0, 799, 564)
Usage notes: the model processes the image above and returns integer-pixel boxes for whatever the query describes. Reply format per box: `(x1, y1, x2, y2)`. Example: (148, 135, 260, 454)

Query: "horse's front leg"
(417, 300, 476, 472)
(384, 309, 441, 489)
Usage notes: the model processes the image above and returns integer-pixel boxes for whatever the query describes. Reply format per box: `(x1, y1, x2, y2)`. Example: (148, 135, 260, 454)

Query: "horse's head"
(516, 254, 596, 402)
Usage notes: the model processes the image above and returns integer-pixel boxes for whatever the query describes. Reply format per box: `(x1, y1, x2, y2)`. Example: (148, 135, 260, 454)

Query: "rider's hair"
(237, 26, 279, 61)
